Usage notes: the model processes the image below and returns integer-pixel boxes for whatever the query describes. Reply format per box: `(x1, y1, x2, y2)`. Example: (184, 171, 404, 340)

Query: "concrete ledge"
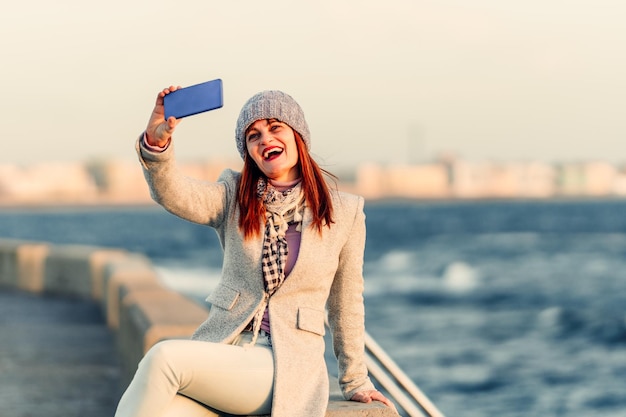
(44, 244, 127, 298)
(0, 238, 397, 417)
(101, 253, 161, 329)
(0, 239, 49, 290)
(118, 287, 208, 384)
(16, 242, 50, 291)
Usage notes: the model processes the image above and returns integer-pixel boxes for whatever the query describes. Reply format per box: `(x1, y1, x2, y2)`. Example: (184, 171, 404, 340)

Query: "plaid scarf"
(243, 178, 305, 347)
(257, 177, 305, 296)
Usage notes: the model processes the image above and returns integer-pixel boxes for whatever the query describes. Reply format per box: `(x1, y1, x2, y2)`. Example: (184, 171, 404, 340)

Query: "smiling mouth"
(263, 147, 284, 161)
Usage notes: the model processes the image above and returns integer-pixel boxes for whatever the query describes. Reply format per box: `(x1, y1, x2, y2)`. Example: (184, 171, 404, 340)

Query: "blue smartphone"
(163, 79, 223, 119)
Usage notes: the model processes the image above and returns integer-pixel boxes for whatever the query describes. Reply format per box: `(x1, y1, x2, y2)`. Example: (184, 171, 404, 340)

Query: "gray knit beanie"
(235, 90, 311, 159)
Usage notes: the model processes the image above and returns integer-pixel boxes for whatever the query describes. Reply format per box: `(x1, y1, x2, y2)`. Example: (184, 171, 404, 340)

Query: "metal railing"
(364, 330, 446, 417)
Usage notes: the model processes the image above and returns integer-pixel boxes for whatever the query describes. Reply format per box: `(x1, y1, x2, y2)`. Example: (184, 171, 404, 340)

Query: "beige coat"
(137, 139, 375, 417)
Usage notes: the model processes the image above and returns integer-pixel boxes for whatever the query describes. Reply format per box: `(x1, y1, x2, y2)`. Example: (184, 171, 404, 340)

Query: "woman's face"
(246, 118, 301, 182)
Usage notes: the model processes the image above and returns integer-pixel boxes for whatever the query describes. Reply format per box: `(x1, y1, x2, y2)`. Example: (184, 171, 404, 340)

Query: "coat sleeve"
(326, 195, 376, 399)
(135, 135, 236, 228)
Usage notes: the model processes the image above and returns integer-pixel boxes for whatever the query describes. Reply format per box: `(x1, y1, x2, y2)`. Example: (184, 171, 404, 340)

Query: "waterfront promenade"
(0, 289, 120, 417)
(0, 239, 398, 417)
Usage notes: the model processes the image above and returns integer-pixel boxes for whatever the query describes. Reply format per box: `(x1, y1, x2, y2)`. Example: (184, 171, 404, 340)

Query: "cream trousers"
(114, 331, 274, 417)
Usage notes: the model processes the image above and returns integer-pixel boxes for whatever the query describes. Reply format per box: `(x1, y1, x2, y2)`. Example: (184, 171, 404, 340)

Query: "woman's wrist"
(143, 131, 170, 151)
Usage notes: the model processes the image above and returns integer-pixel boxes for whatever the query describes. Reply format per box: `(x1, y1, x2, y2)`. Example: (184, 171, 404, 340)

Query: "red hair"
(237, 130, 335, 239)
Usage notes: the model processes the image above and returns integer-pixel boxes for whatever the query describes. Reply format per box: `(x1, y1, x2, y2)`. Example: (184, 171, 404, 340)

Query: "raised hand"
(145, 86, 181, 147)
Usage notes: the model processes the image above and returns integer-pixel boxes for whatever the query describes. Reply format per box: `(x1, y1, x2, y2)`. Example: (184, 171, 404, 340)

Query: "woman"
(115, 87, 397, 417)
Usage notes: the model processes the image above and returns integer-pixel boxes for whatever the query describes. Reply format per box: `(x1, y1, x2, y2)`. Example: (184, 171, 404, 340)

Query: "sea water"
(1, 199, 625, 417)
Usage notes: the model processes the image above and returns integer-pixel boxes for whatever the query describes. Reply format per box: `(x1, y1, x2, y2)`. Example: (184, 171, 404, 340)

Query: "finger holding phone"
(145, 86, 182, 147)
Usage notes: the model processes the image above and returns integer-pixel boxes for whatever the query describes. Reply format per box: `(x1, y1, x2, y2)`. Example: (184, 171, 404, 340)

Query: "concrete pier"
(0, 239, 397, 417)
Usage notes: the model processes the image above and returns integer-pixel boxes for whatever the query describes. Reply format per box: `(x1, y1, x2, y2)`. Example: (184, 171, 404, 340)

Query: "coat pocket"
(297, 307, 326, 336)
(205, 284, 240, 311)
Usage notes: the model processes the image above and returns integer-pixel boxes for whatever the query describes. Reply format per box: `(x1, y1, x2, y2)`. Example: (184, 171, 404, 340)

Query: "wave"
(538, 306, 626, 345)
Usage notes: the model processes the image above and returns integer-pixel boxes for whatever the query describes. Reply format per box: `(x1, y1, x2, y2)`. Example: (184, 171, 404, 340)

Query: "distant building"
(0, 163, 98, 204)
(448, 159, 555, 199)
(356, 163, 450, 199)
(2, 155, 626, 206)
(556, 161, 617, 197)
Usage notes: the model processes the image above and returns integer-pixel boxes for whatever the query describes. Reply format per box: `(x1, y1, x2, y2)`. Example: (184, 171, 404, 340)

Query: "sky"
(1, 0, 625, 169)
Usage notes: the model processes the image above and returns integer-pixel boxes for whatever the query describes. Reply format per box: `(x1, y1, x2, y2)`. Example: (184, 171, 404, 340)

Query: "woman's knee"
(138, 340, 179, 372)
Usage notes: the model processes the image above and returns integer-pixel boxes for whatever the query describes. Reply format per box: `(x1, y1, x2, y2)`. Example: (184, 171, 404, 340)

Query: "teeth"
(263, 148, 283, 159)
